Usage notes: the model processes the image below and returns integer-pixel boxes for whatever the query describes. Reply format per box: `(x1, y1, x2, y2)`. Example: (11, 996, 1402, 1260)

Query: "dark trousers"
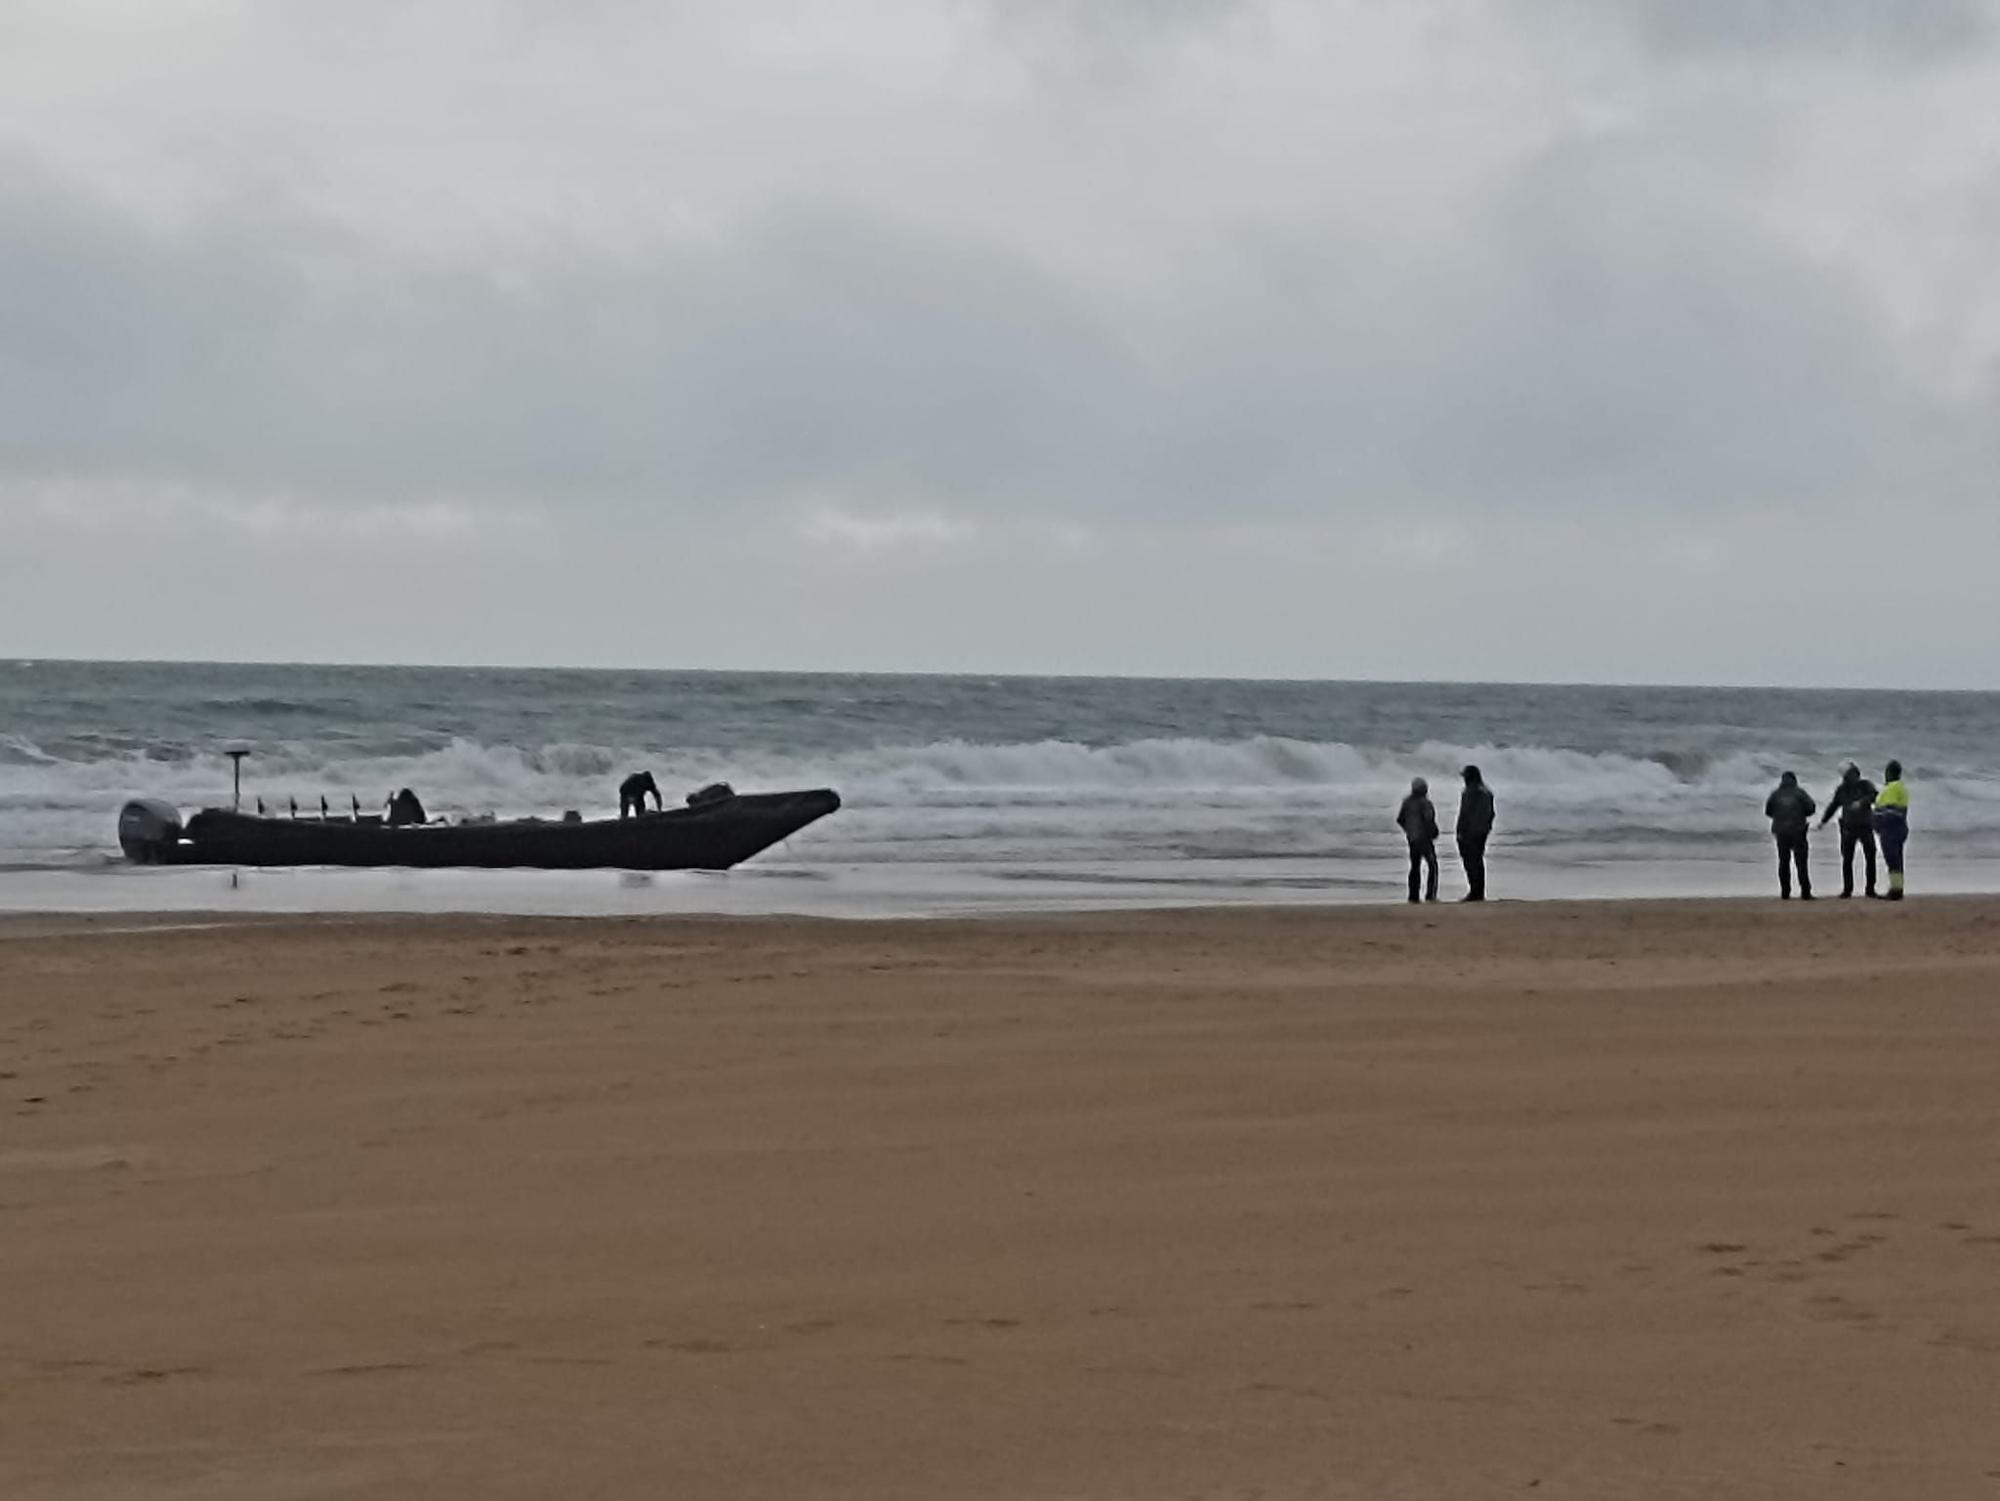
(1775, 830, 1811, 897)
(1407, 841, 1439, 902)
(1458, 833, 1488, 901)
(1877, 815, 1908, 896)
(1838, 824, 1877, 896)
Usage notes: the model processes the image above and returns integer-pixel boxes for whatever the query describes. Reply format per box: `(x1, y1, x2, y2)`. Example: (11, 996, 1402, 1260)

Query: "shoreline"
(5, 885, 1999, 936)
(7, 846, 2000, 925)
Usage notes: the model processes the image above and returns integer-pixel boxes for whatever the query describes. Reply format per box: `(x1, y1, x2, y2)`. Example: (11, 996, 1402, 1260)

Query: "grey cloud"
(974, 0, 1252, 45)
(1391, 126, 1934, 509)
(1543, 0, 1997, 62)
(6, 3, 2000, 681)
(4, 137, 1992, 535)
(968, 0, 1259, 88)
(0, 159, 1150, 511)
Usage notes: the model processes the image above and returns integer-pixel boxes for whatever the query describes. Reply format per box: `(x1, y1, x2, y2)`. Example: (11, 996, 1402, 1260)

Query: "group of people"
(1395, 765, 1494, 903)
(1391, 760, 1915, 905)
(1763, 760, 1912, 901)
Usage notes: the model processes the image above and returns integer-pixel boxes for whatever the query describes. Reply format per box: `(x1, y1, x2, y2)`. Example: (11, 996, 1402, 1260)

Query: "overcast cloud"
(3, 0, 1997, 684)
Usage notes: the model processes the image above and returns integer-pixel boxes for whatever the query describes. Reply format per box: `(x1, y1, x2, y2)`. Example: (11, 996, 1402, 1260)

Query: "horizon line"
(4, 654, 1993, 697)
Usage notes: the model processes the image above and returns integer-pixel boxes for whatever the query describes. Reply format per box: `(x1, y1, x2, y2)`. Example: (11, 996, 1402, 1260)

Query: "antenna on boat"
(226, 748, 251, 812)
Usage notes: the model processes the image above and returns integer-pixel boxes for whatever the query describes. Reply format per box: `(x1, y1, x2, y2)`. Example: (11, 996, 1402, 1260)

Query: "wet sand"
(3, 899, 1999, 1499)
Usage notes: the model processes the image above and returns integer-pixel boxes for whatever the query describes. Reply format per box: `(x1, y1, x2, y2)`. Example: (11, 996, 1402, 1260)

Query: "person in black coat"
(1819, 762, 1878, 899)
(1456, 765, 1495, 902)
(1764, 771, 1816, 899)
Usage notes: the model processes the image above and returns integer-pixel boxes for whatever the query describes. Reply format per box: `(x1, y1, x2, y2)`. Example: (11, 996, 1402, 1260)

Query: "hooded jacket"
(1396, 793, 1439, 847)
(1458, 782, 1495, 840)
(1765, 781, 1816, 838)
(1824, 774, 1878, 832)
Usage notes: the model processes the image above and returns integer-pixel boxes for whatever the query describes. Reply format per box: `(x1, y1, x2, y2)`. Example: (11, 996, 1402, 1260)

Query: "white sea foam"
(6, 731, 2000, 872)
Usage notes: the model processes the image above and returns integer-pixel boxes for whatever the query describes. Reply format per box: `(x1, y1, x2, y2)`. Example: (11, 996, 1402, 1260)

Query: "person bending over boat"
(1873, 760, 1911, 900)
(1396, 777, 1440, 904)
(620, 770, 663, 819)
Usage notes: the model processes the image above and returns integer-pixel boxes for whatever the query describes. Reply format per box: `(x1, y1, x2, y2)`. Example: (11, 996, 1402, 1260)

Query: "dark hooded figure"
(619, 770, 663, 820)
(387, 787, 427, 827)
(1395, 776, 1440, 904)
(1457, 765, 1495, 902)
(1764, 771, 1816, 899)
(1819, 762, 1878, 899)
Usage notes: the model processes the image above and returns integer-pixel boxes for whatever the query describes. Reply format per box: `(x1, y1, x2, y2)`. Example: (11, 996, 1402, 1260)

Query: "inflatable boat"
(117, 786, 840, 871)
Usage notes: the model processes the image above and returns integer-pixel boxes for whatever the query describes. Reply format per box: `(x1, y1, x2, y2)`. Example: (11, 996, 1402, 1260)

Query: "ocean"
(3, 660, 1996, 915)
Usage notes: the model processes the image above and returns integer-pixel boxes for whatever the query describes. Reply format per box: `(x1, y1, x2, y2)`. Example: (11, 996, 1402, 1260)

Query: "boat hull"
(125, 790, 840, 871)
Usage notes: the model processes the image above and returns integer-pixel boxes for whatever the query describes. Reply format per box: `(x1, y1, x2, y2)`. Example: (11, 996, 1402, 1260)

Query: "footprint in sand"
(1928, 1329, 2000, 1354)
(104, 1366, 210, 1385)
(1611, 1417, 1682, 1436)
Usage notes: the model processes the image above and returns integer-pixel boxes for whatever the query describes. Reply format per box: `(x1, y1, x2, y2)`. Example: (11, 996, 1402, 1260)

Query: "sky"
(3, 0, 1998, 686)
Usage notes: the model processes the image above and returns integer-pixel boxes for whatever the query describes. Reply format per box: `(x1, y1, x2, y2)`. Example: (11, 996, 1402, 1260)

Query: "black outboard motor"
(118, 799, 184, 862)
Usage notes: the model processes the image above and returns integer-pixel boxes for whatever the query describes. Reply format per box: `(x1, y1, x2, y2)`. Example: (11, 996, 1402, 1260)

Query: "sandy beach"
(4, 899, 1998, 1499)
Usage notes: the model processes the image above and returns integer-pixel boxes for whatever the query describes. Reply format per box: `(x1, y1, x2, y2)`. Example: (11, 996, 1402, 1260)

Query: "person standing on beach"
(1457, 765, 1495, 902)
(1819, 763, 1879, 899)
(1396, 777, 1440, 904)
(1874, 760, 1911, 900)
(1764, 771, 1816, 900)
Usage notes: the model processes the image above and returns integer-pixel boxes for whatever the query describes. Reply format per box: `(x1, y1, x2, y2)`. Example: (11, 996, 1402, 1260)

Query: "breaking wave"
(0, 730, 1796, 803)
(6, 729, 2000, 870)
